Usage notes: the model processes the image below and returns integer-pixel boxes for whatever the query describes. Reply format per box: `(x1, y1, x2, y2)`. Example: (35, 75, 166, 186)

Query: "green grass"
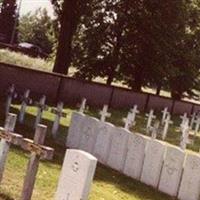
(0, 102, 175, 200)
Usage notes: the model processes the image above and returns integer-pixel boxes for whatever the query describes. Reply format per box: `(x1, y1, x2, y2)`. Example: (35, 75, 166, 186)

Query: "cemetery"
(1, 1, 200, 199)
(0, 83, 198, 199)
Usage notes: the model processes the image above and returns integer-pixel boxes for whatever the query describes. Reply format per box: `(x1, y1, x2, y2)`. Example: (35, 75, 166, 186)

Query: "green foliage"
(18, 8, 58, 54)
(71, 0, 200, 99)
(0, 0, 17, 43)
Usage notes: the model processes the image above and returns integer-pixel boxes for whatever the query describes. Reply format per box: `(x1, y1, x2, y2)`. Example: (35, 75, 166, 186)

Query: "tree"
(52, 0, 93, 74)
(72, 0, 200, 99)
(18, 8, 57, 55)
(0, 0, 17, 43)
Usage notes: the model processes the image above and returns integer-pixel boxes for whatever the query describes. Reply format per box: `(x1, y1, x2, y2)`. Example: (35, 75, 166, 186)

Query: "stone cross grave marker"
(107, 127, 130, 171)
(21, 124, 54, 200)
(123, 112, 134, 130)
(145, 109, 156, 133)
(194, 116, 200, 136)
(190, 112, 196, 129)
(161, 107, 169, 125)
(79, 98, 87, 113)
(66, 112, 85, 149)
(140, 139, 166, 188)
(150, 120, 160, 139)
(180, 113, 188, 127)
(180, 119, 190, 150)
(0, 113, 23, 183)
(19, 89, 32, 124)
(178, 153, 200, 200)
(162, 114, 173, 140)
(129, 105, 140, 123)
(158, 145, 185, 197)
(34, 95, 48, 128)
(55, 149, 97, 200)
(5, 84, 17, 117)
(123, 133, 150, 180)
(51, 102, 67, 138)
(99, 104, 111, 122)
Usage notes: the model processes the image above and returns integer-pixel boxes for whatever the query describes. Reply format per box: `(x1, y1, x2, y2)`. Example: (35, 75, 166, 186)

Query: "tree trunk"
(53, 0, 78, 74)
(106, 72, 114, 85)
(156, 85, 162, 95)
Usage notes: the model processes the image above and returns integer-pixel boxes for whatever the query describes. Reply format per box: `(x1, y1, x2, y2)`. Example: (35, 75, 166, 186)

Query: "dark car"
(17, 42, 48, 59)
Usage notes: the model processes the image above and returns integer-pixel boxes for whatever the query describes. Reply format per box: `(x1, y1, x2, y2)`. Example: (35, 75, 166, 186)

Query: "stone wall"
(0, 62, 199, 114)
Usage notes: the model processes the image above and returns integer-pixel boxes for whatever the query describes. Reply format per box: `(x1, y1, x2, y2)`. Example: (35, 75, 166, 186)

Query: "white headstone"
(55, 149, 97, 200)
(140, 139, 166, 188)
(178, 153, 200, 200)
(93, 121, 114, 164)
(99, 105, 111, 122)
(158, 145, 185, 197)
(79, 116, 99, 154)
(123, 133, 150, 180)
(66, 112, 85, 148)
(107, 127, 130, 171)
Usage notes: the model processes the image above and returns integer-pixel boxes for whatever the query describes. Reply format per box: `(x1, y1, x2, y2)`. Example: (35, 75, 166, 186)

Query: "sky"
(19, 0, 54, 17)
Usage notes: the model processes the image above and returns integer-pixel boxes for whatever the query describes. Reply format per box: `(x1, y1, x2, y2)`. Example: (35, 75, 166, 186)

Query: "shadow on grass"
(94, 164, 174, 200)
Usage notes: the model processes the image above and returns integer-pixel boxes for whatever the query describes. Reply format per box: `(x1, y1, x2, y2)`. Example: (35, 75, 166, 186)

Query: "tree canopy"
(0, 0, 17, 43)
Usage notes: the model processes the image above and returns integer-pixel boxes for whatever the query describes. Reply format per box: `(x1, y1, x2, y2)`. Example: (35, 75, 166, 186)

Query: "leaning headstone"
(158, 145, 185, 197)
(140, 139, 166, 188)
(162, 114, 173, 140)
(161, 107, 169, 125)
(5, 84, 17, 117)
(34, 95, 48, 128)
(93, 121, 114, 164)
(99, 104, 111, 122)
(19, 89, 32, 124)
(66, 112, 85, 148)
(123, 133, 150, 180)
(145, 109, 156, 133)
(178, 153, 200, 200)
(51, 102, 67, 138)
(21, 124, 54, 200)
(55, 149, 97, 200)
(0, 113, 23, 183)
(79, 116, 99, 154)
(107, 127, 130, 171)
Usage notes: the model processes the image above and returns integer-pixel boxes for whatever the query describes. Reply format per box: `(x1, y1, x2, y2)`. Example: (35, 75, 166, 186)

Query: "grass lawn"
(0, 102, 176, 200)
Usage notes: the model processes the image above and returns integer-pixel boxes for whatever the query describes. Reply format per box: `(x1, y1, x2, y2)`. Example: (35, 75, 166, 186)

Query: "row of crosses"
(6, 85, 67, 138)
(0, 113, 54, 200)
